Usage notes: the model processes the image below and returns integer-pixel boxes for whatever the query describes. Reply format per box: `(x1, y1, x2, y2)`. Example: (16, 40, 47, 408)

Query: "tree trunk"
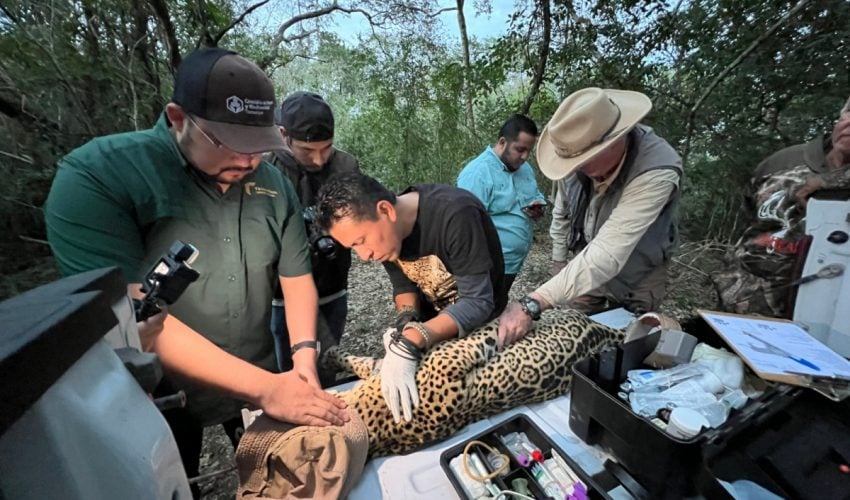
(520, 0, 551, 115)
(456, 0, 475, 135)
(148, 0, 182, 72)
(130, 0, 161, 125)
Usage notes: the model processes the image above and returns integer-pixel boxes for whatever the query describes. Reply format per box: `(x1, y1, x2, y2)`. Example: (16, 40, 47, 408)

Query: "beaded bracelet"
(404, 321, 433, 351)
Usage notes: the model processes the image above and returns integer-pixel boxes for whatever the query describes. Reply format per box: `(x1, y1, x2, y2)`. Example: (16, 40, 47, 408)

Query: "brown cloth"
(236, 409, 369, 499)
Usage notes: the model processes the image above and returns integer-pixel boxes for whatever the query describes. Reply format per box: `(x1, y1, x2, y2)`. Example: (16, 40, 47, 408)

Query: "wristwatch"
(290, 340, 321, 356)
(518, 295, 542, 321)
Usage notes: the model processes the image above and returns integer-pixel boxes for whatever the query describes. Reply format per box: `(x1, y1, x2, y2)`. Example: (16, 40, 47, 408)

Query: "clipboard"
(697, 310, 850, 401)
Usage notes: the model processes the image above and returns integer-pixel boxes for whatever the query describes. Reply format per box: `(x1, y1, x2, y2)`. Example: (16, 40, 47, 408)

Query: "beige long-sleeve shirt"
(537, 168, 680, 307)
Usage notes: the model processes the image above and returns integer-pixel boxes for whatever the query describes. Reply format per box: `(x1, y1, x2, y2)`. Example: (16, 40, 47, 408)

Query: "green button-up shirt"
(45, 114, 311, 424)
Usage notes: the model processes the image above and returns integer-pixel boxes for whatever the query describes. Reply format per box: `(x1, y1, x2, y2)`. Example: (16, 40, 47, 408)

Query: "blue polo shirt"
(457, 147, 545, 274)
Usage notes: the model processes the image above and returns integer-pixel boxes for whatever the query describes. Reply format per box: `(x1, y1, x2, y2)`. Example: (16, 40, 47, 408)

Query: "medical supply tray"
(439, 413, 615, 499)
(568, 317, 850, 499)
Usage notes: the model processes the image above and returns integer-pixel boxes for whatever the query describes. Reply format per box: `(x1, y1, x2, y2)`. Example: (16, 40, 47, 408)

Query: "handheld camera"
(303, 206, 337, 260)
(134, 240, 200, 321)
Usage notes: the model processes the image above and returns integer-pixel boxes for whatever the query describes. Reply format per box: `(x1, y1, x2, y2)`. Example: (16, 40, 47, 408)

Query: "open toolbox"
(439, 414, 617, 499)
(568, 316, 850, 499)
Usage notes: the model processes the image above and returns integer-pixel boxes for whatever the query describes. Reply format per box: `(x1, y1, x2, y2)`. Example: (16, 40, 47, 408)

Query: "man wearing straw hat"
(498, 87, 683, 346)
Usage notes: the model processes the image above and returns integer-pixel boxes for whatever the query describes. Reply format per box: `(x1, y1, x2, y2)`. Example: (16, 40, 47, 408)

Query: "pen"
(792, 356, 820, 371)
(742, 331, 820, 371)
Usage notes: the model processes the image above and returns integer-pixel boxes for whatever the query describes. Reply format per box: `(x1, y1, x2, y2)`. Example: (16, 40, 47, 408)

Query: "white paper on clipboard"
(698, 310, 850, 382)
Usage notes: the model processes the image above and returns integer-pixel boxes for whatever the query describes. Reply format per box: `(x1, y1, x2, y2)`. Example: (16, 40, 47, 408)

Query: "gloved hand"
(379, 328, 420, 423)
(391, 307, 420, 332)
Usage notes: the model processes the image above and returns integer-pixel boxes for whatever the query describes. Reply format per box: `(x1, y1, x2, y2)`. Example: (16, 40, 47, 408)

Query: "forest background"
(0, 0, 849, 299)
(3, 1, 850, 495)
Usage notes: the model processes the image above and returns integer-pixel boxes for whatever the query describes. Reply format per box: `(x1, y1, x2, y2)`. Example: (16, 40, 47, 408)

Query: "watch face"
(520, 296, 540, 320)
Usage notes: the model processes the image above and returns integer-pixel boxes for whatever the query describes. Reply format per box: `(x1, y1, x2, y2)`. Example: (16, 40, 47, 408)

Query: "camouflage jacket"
(739, 136, 850, 280)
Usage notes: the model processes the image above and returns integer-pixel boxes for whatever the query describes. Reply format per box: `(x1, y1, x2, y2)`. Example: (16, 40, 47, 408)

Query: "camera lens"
(316, 236, 337, 259)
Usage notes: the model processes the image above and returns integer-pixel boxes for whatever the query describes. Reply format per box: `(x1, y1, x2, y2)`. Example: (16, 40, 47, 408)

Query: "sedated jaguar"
(324, 308, 624, 458)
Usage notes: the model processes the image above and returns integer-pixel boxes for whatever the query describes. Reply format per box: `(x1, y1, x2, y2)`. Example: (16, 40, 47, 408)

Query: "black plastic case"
(439, 413, 616, 499)
(567, 318, 850, 499)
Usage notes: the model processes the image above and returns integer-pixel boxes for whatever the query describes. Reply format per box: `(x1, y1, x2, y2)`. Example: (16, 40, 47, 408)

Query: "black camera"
(134, 240, 200, 321)
(303, 206, 337, 260)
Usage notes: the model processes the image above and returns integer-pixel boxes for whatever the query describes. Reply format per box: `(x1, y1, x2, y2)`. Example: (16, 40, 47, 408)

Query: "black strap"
(291, 340, 320, 355)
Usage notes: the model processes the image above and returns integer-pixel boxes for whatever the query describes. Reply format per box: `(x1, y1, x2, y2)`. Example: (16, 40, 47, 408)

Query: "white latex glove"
(380, 328, 420, 423)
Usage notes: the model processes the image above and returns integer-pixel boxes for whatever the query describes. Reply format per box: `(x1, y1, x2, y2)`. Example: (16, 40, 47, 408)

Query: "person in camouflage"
(717, 96, 850, 317)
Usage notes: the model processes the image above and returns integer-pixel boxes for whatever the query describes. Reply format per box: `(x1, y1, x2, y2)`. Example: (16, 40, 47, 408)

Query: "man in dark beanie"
(45, 49, 348, 496)
(268, 91, 360, 379)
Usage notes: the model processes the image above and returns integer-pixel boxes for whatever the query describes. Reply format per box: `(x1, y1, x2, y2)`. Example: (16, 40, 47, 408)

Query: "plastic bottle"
(720, 388, 749, 410)
(689, 401, 730, 428)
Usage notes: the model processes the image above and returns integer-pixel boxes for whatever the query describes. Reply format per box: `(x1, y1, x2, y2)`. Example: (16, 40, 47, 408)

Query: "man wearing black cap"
(268, 91, 360, 376)
(45, 48, 348, 492)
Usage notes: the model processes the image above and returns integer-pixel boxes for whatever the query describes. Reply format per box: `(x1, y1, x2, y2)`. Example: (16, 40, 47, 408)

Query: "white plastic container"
(665, 407, 710, 440)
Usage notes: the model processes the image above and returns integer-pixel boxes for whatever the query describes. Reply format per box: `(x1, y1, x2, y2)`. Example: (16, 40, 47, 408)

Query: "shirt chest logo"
(244, 182, 278, 197)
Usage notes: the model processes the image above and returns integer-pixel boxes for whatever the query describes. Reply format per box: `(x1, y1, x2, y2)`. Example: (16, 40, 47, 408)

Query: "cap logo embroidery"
(245, 98, 273, 115)
(227, 96, 244, 114)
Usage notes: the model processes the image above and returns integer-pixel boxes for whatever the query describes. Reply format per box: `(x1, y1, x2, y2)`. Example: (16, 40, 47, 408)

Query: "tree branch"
(0, 4, 19, 25)
(0, 150, 34, 164)
(213, 0, 271, 44)
(681, 0, 811, 166)
(258, 2, 380, 69)
(275, 2, 347, 42)
(282, 28, 319, 44)
(403, 5, 457, 18)
(257, 2, 346, 69)
(257, 2, 453, 70)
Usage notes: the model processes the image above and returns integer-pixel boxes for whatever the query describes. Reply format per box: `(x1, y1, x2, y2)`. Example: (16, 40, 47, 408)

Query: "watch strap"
(290, 340, 321, 356)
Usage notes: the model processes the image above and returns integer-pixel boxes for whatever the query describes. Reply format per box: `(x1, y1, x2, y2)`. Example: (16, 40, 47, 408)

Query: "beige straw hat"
(236, 410, 369, 499)
(537, 88, 652, 180)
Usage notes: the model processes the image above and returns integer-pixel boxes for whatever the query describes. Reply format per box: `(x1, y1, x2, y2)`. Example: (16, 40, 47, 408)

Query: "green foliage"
(1, 0, 849, 262)
(537, 0, 850, 240)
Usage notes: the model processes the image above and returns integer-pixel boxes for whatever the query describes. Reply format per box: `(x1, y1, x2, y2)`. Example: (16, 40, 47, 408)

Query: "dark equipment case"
(568, 318, 850, 499)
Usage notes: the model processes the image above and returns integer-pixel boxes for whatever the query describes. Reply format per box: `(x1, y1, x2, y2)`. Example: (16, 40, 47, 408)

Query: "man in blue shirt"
(457, 114, 546, 300)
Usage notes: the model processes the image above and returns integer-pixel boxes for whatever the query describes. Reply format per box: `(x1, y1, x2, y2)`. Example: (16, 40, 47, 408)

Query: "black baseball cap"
(276, 91, 334, 142)
(172, 47, 285, 154)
